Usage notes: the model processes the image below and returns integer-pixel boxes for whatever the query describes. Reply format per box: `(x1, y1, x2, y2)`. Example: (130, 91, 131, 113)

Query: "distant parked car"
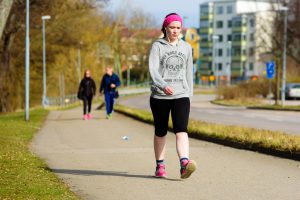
(285, 83, 300, 100)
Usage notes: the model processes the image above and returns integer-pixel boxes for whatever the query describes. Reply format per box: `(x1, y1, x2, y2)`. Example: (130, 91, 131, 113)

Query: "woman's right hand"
(163, 86, 173, 96)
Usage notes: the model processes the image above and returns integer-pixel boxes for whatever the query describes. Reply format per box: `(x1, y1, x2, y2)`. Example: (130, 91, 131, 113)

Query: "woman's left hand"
(163, 86, 174, 96)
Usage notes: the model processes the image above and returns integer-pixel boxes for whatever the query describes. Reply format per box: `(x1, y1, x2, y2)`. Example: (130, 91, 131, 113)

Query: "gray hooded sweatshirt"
(149, 38, 193, 99)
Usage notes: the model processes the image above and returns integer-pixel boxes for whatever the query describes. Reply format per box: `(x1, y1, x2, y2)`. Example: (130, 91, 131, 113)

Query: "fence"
(45, 84, 150, 107)
(47, 94, 79, 107)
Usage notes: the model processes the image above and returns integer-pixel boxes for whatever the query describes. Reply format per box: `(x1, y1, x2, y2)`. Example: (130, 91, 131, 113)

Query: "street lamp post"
(25, 0, 30, 121)
(77, 41, 83, 84)
(280, 6, 288, 106)
(212, 35, 220, 88)
(127, 64, 131, 87)
(41, 15, 51, 108)
(227, 41, 232, 86)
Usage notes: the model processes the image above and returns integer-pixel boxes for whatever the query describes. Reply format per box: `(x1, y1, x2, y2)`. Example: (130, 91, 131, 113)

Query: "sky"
(105, 0, 208, 28)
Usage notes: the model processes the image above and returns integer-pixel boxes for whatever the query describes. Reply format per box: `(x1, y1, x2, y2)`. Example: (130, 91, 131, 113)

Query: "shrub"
(218, 79, 271, 100)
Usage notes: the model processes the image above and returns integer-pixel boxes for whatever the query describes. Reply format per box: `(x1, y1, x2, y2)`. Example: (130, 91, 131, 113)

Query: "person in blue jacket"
(99, 66, 121, 119)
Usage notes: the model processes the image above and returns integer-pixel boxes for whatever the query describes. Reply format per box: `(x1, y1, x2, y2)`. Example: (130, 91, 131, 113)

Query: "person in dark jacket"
(78, 69, 96, 120)
(99, 66, 121, 119)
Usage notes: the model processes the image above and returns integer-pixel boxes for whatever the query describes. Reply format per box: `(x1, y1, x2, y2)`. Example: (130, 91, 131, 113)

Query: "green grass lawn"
(248, 104, 300, 111)
(0, 109, 79, 200)
(212, 98, 264, 107)
(213, 99, 300, 111)
(115, 104, 300, 160)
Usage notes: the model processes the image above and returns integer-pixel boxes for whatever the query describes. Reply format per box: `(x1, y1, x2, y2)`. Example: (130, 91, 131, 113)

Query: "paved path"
(119, 94, 300, 135)
(31, 106, 300, 200)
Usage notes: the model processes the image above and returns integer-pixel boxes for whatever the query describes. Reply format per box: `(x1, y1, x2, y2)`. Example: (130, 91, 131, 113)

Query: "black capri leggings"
(150, 97, 190, 137)
(83, 95, 93, 115)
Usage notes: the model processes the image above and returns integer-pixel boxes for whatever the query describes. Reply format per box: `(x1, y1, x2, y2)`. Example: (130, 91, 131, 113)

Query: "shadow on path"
(47, 168, 181, 182)
(47, 117, 107, 122)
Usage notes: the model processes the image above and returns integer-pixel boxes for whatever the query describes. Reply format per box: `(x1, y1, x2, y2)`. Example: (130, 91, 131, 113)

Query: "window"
(216, 6, 223, 14)
(200, 20, 209, 28)
(250, 33, 254, 41)
(218, 63, 223, 71)
(242, 49, 247, 55)
(249, 63, 254, 71)
(227, 5, 233, 14)
(218, 49, 223, 57)
(227, 48, 231, 56)
(228, 20, 232, 28)
(243, 62, 246, 68)
(250, 19, 255, 27)
(249, 47, 254, 56)
(243, 35, 247, 40)
(232, 47, 241, 56)
(200, 5, 209, 16)
(208, 62, 212, 70)
(227, 35, 232, 42)
(233, 19, 242, 27)
(201, 47, 212, 56)
(233, 34, 241, 41)
(216, 21, 223, 28)
(219, 35, 223, 42)
(201, 34, 209, 42)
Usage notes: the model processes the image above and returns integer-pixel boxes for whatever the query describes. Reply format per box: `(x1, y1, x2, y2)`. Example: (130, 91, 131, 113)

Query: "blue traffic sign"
(266, 61, 275, 79)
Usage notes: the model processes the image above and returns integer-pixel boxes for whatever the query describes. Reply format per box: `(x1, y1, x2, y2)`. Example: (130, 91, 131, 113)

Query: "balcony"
(232, 40, 247, 47)
(200, 41, 213, 48)
(199, 28, 213, 34)
(232, 26, 247, 33)
(232, 55, 247, 62)
(200, 13, 213, 20)
(199, 55, 213, 62)
(231, 68, 243, 76)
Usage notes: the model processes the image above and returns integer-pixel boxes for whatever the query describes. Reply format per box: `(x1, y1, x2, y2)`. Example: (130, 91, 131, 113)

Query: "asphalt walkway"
(31, 105, 300, 200)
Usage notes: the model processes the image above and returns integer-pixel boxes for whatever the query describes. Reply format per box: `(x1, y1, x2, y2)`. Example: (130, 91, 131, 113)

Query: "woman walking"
(99, 66, 121, 119)
(148, 13, 196, 179)
(78, 69, 96, 120)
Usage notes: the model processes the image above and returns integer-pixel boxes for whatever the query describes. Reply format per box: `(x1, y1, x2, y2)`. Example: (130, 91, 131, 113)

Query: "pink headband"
(162, 14, 182, 28)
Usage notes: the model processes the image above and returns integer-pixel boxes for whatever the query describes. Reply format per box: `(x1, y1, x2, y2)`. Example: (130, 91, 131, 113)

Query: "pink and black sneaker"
(87, 113, 92, 120)
(180, 159, 196, 179)
(83, 114, 88, 120)
(155, 164, 167, 178)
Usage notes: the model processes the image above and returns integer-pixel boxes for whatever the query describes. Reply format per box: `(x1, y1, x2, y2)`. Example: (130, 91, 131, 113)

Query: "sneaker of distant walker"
(83, 114, 88, 120)
(180, 160, 196, 179)
(106, 113, 112, 119)
(87, 113, 92, 120)
(155, 164, 167, 178)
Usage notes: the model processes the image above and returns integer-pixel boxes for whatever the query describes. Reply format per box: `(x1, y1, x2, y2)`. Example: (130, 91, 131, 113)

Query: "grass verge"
(115, 104, 300, 161)
(0, 109, 79, 199)
(248, 104, 300, 112)
(212, 99, 264, 107)
(213, 99, 300, 111)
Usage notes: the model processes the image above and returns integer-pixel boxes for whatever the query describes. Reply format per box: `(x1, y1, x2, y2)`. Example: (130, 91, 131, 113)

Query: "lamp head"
(42, 15, 51, 20)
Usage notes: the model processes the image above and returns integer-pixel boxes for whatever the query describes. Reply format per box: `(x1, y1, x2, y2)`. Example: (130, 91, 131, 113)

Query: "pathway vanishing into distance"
(31, 105, 300, 200)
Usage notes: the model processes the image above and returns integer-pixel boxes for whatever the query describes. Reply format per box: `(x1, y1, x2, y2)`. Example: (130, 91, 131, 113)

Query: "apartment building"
(199, 0, 279, 82)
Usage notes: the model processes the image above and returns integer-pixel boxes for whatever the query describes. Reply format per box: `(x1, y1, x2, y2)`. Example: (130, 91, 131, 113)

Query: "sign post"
(266, 61, 275, 98)
(266, 61, 275, 79)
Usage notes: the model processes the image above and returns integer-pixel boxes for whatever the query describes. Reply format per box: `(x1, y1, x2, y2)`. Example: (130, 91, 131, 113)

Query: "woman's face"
(85, 70, 91, 78)
(165, 21, 182, 41)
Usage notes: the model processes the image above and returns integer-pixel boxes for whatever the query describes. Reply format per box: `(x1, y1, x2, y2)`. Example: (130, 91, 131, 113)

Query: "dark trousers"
(150, 97, 190, 137)
(83, 95, 93, 115)
(105, 92, 115, 115)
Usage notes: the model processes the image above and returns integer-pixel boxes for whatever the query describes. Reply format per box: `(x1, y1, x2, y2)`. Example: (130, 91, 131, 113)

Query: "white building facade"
(199, 0, 278, 82)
